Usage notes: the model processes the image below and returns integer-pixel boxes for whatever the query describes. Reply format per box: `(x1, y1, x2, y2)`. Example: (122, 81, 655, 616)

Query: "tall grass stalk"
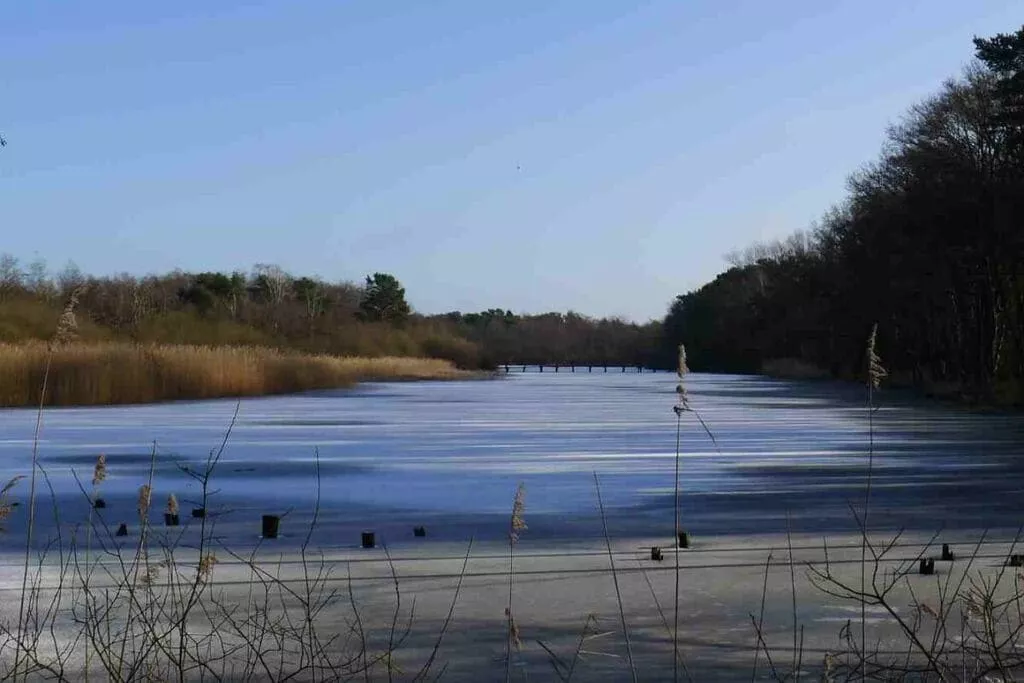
(785, 513, 803, 679)
(412, 538, 474, 683)
(671, 344, 689, 683)
(301, 447, 323, 683)
(593, 472, 637, 682)
(505, 482, 526, 683)
(637, 566, 692, 682)
(860, 323, 886, 678)
(12, 351, 48, 683)
(81, 453, 106, 682)
(749, 551, 773, 681)
(749, 552, 782, 681)
(12, 288, 79, 681)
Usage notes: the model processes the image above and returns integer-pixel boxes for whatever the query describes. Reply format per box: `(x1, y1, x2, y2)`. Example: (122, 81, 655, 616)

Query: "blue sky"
(1, 1, 1020, 321)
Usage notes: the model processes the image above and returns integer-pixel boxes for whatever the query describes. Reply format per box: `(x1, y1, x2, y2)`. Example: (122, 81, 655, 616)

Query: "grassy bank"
(0, 342, 470, 407)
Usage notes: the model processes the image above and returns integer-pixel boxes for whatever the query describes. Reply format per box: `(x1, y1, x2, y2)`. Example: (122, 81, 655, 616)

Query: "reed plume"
(860, 323, 886, 671)
(53, 287, 84, 346)
(137, 485, 152, 520)
(198, 553, 218, 581)
(83, 453, 107, 680)
(505, 483, 526, 682)
(673, 343, 690, 415)
(15, 287, 85, 677)
(509, 483, 527, 544)
(139, 562, 162, 588)
(0, 476, 23, 530)
(867, 323, 887, 389)
(165, 493, 178, 516)
(672, 343, 688, 681)
(92, 454, 106, 487)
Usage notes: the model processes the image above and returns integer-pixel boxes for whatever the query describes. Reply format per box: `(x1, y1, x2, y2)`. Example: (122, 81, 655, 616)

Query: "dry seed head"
(0, 502, 14, 525)
(676, 344, 689, 379)
(53, 287, 84, 345)
(963, 586, 989, 618)
(509, 483, 527, 544)
(505, 608, 523, 651)
(92, 454, 107, 487)
(198, 553, 218, 580)
(0, 476, 24, 527)
(674, 343, 690, 414)
(381, 653, 403, 676)
(140, 563, 161, 587)
(821, 653, 838, 683)
(166, 493, 178, 516)
(138, 484, 152, 519)
(867, 324, 887, 390)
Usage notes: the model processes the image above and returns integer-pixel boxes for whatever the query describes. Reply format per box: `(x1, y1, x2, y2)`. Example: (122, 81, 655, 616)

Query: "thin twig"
(412, 538, 474, 683)
(673, 405, 682, 683)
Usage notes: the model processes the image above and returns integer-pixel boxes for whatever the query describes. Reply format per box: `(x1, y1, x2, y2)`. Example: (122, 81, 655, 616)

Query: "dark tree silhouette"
(358, 272, 411, 324)
(660, 25, 1024, 404)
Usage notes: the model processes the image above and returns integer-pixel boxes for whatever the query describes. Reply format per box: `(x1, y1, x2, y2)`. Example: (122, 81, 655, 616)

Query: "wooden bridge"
(500, 363, 661, 374)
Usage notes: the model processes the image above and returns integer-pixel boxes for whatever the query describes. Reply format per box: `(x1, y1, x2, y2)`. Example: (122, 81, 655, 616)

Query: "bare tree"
(0, 254, 23, 301)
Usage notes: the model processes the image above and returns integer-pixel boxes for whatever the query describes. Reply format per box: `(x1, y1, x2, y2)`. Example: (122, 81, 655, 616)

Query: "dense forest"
(661, 26, 1024, 405)
(0, 259, 663, 370)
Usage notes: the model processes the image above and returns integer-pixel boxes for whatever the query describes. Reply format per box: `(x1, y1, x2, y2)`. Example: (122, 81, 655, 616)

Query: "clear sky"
(1, 1, 1020, 322)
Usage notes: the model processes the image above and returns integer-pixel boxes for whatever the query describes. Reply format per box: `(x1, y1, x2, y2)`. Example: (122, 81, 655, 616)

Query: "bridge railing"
(498, 363, 661, 374)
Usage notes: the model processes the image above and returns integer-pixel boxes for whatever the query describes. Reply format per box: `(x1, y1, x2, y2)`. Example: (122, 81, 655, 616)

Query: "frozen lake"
(1, 371, 1023, 549)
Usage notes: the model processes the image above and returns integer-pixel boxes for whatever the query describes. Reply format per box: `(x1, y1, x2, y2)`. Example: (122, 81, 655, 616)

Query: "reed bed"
(0, 342, 468, 407)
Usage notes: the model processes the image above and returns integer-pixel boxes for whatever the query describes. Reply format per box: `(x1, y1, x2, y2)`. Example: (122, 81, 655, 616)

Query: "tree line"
(0, 257, 662, 370)
(439, 309, 662, 369)
(660, 26, 1024, 404)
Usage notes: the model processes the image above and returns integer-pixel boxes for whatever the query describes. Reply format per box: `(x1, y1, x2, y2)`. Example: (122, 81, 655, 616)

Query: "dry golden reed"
(91, 454, 106, 487)
(198, 553, 217, 581)
(509, 483, 527, 544)
(0, 476, 23, 527)
(673, 343, 690, 415)
(867, 324, 887, 390)
(139, 562, 162, 588)
(53, 288, 83, 346)
(0, 342, 467, 407)
(505, 608, 523, 652)
(138, 484, 152, 519)
(166, 493, 178, 516)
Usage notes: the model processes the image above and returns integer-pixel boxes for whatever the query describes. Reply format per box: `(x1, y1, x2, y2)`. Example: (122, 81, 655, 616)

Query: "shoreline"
(0, 341, 489, 409)
(0, 372, 493, 411)
(757, 359, 1024, 412)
